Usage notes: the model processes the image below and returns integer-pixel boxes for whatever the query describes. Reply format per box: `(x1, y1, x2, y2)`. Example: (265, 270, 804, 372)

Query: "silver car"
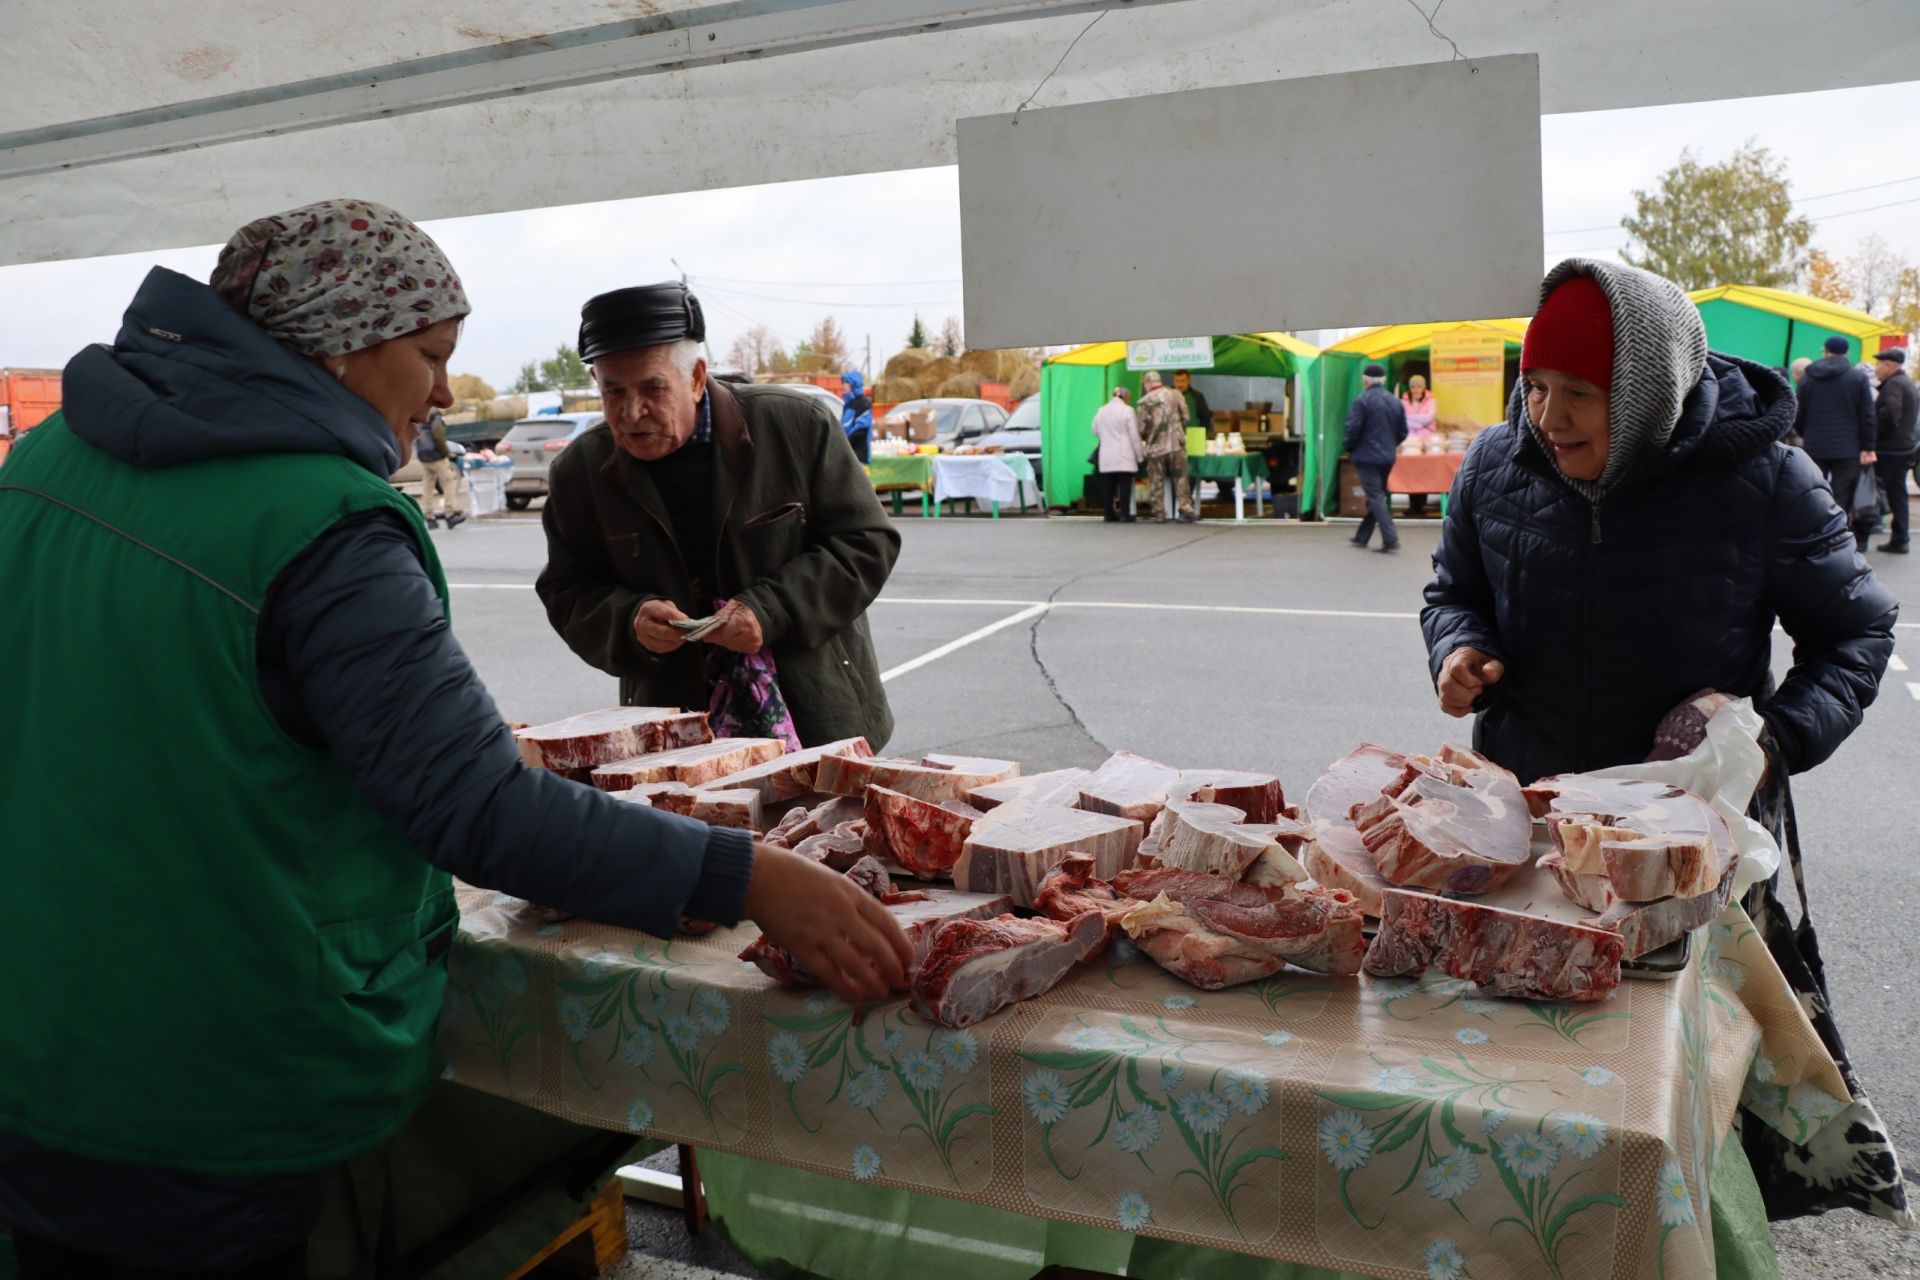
(499, 413, 603, 510)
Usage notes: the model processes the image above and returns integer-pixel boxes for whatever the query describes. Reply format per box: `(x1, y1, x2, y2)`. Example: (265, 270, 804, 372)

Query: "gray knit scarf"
(1525, 259, 1707, 502)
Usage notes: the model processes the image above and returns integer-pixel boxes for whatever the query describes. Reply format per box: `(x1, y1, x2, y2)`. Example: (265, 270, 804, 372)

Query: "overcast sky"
(2, 78, 1916, 389)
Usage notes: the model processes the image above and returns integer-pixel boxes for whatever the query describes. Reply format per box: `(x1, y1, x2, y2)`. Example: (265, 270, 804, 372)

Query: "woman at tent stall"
(1422, 258, 1907, 1225)
(1400, 373, 1437, 437)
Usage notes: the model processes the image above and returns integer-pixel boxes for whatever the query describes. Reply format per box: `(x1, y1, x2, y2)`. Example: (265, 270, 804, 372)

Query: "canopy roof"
(1324, 318, 1529, 360)
(1, 0, 1909, 267)
(1049, 332, 1321, 372)
(1688, 285, 1903, 341)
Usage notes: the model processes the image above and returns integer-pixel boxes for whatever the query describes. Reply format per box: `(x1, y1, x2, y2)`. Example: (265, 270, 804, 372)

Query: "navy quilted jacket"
(1422, 352, 1897, 782)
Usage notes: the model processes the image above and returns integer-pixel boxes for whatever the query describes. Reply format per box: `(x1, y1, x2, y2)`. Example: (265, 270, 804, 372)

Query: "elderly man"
(1136, 370, 1196, 522)
(1872, 347, 1917, 553)
(1090, 386, 1144, 522)
(1794, 334, 1877, 549)
(1345, 362, 1408, 552)
(538, 283, 900, 748)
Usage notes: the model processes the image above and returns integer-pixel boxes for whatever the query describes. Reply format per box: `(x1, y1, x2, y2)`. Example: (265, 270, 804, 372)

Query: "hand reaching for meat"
(744, 844, 913, 1005)
(1437, 647, 1505, 717)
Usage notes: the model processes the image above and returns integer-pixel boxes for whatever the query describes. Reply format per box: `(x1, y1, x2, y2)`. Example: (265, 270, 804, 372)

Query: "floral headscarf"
(208, 198, 468, 359)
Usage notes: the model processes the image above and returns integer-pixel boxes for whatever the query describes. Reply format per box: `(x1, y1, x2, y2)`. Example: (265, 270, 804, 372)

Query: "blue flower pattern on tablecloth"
(1115, 1189, 1152, 1232)
(1113, 1107, 1163, 1155)
(1422, 1149, 1480, 1202)
(1423, 1238, 1467, 1280)
(1498, 1130, 1561, 1180)
(898, 1051, 946, 1093)
(852, 1144, 882, 1182)
(1024, 1069, 1070, 1125)
(768, 1032, 807, 1085)
(1657, 1161, 1696, 1227)
(1175, 1089, 1230, 1135)
(1319, 1109, 1376, 1172)
(1551, 1112, 1609, 1160)
(932, 1029, 979, 1074)
(847, 1065, 888, 1111)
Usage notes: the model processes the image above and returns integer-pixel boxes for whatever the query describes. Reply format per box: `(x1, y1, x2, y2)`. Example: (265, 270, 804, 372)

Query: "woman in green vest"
(0, 199, 910, 1277)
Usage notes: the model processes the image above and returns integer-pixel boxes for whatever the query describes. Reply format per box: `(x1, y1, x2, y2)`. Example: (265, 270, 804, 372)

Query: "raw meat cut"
(921, 753, 1021, 780)
(1363, 888, 1623, 1002)
(698, 737, 873, 804)
(1078, 751, 1183, 823)
(1580, 860, 1739, 959)
(911, 911, 1108, 1028)
(863, 785, 983, 880)
(816, 752, 1016, 803)
(764, 795, 864, 848)
(1301, 825, 1391, 916)
(739, 887, 1012, 986)
(840, 855, 928, 904)
(687, 789, 761, 832)
(515, 707, 712, 770)
(967, 767, 1092, 811)
(1350, 749, 1532, 894)
(1112, 865, 1285, 907)
(1117, 883, 1366, 984)
(1305, 744, 1410, 827)
(1172, 771, 1289, 824)
(953, 804, 1144, 907)
(1530, 775, 1734, 902)
(793, 821, 873, 871)
(1151, 800, 1310, 884)
(591, 738, 784, 790)
(1033, 853, 1134, 945)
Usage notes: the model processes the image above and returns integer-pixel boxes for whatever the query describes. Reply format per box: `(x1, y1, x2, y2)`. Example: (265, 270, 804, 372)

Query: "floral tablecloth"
(440, 886, 1851, 1280)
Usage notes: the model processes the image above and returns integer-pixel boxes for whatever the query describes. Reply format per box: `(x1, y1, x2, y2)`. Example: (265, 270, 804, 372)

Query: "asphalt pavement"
(435, 507, 1920, 1279)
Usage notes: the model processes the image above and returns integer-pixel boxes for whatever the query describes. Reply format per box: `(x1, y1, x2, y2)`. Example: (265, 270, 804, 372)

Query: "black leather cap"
(578, 282, 706, 361)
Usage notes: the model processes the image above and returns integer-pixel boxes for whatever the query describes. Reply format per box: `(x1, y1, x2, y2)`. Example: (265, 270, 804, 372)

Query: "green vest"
(0, 415, 455, 1174)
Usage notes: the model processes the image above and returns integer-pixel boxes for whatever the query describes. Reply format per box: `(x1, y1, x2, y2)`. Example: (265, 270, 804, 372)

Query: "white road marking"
(879, 603, 1050, 683)
(1908, 681, 1920, 702)
(872, 596, 1419, 620)
(1891, 654, 1909, 672)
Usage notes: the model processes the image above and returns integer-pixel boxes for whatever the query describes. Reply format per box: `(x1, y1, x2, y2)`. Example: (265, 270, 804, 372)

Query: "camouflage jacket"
(1136, 386, 1189, 457)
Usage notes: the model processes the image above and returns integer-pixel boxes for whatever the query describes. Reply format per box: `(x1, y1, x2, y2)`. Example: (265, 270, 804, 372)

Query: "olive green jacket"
(537, 381, 899, 749)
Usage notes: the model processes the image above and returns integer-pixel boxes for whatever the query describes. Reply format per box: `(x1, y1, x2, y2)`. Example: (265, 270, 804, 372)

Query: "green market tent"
(1303, 318, 1528, 517)
(1039, 334, 1320, 508)
(1690, 285, 1905, 368)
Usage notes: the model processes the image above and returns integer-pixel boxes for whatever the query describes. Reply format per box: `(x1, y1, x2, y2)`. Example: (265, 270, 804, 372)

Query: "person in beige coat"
(1090, 386, 1144, 522)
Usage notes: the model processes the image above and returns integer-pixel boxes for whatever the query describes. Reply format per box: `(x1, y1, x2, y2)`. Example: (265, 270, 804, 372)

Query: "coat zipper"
(1589, 502, 1603, 546)
(1581, 499, 1601, 768)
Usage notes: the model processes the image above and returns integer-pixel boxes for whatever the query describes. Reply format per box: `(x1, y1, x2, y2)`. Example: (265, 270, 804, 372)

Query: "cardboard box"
(879, 407, 938, 443)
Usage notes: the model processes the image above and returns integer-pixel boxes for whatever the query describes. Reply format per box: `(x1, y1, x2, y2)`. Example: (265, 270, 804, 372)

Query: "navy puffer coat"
(1423, 352, 1898, 783)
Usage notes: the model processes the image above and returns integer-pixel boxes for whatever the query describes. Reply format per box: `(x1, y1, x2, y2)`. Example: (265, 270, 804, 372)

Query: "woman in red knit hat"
(1421, 258, 1905, 1225)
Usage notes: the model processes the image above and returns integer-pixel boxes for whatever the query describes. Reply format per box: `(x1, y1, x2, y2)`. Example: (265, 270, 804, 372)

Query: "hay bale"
(914, 356, 960, 396)
(883, 348, 936, 380)
(960, 348, 1035, 383)
(482, 395, 528, 421)
(1008, 368, 1040, 400)
(873, 376, 921, 403)
(935, 371, 984, 399)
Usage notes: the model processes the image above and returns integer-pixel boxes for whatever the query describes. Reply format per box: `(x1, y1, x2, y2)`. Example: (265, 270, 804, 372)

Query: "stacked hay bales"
(875, 346, 1043, 401)
(934, 371, 984, 398)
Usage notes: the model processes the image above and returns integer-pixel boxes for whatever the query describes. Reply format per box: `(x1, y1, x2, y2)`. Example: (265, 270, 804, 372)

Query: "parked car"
(498, 412, 604, 509)
(389, 440, 465, 503)
(974, 394, 1042, 487)
(880, 398, 1008, 450)
(765, 383, 845, 423)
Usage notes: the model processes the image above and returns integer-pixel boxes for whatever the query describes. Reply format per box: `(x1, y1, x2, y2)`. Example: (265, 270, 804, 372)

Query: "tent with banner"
(1039, 333, 1320, 508)
(1304, 318, 1528, 516)
(1690, 285, 1905, 368)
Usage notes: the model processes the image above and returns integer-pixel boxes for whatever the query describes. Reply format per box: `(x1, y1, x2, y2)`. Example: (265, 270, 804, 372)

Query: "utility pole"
(865, 334, 872, 380)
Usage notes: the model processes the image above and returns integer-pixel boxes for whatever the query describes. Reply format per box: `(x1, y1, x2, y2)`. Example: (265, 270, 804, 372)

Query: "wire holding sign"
(1126, 337, 1215, 370)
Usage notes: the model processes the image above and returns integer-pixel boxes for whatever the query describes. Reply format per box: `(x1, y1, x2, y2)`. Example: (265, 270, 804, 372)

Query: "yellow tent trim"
(1047, 331, 1322, 366)
(1688, 284, 1902, 340)
(1325, 318, 1529, 361)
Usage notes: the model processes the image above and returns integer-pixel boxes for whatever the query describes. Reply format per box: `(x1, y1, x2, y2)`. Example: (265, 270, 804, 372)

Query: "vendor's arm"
(734, 411, 901, 650)
(1760, 450, 1898, 773)
(261, 510, 746, 937)
(1420, 437, 1507, 689)
(535, 446, 662, 676)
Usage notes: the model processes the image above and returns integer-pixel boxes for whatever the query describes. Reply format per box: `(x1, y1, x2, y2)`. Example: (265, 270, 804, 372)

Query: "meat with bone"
(764, 795, 864, 849)
(739, 886, 1011, 986)
(967, 767, 1092, 811)
(839, 855, 929, 904)
(922, 753, 1022, 779)
(1305, 743, 1410, 828)
(1579, 859, 1739, 959)
(911, 911, 1109, 1028)
(953, 804, 1144, 907)
(1171, 771, 1289, 824)
(793, 821, 875, 872)
(608, 782, 761, 831)
(1078, 750, 1184, 824)
(1032, 852, 1134, 945)
(515, 707, 712, 770)
(1363, 887, 1623, 1001)
(697, 737, 873, 804)
(816, 752, 1017, 803)
(1530, 775, 1734, 903)
(1349, 747, 1532, 894)
(863, 785, 983, 880)
(591, 738, 784, 790)
(1150, 801, 1310, 885)
(1118, 883, 1366, 984)
(1300, 826, 1390, 916)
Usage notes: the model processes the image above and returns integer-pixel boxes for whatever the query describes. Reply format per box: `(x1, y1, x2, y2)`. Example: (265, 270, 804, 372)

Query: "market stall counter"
(441, 882, 1829, 1280)
(1387, 452, 1467, 516)
(1186, 453, 1271, 521)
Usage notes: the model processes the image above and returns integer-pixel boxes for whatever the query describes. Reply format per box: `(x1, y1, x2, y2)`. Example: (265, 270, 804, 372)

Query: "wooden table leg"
(504, 1176, 630, 1279)
(678, 1144, 709, 1237)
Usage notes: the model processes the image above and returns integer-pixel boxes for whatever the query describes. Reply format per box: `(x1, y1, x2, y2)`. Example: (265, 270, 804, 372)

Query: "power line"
(1547, 171, 1920, 236)
(693, 274, 961, 288)
(698, 282, 963, 310)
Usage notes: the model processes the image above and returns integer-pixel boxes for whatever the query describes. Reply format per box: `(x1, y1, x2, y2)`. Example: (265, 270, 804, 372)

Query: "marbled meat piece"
(1537, 851, 1617, 914)
(1363, 887, 1622, 1002)
(816, 752, 1014, 803)
(591, 738, 784, 791)
(911, 911, 1108, 1028)
(840, 854, 928, 904)
(608, 781, 694, 811)
(698, 737, 872, 803)
(739, 885, 1008, 986)
(864, 785, 983, 880)
(1078, 750, 1183, 823)
(1582, 860, 1738, 959)
(689, 788, 761, 832)
(1533, 775, 1734, 902)
(953, 804, 1144, 908)
(515, 707, 712, 770)
(1172, 771, 1289, 824)
(1118, 882, 1366, 984)
(764, 795, 863, 848)
(1302, 825, 1391, 915)
(1153, 800, 1309, 884)
(793, 820, 873, 872)
(1351, 749, 1532, 894)
(1032, 853, 1133, 947)
(967, 767, 1092, 811)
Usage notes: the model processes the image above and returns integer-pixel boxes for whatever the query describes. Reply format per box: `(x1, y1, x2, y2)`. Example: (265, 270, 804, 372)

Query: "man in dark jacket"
(538, 283, 900, 749)
(1424, 260, 1896, 784)
(1871, 347, 1917, 553)
(1793, 334, 1878, 549)
(1344, 362, 1408, 552)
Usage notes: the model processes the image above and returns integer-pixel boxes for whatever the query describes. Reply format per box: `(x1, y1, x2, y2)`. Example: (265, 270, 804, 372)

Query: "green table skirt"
(867, 455, 934, 490)
(700, 1127, 1778, 1280)
(1185, 454, 1271, 484)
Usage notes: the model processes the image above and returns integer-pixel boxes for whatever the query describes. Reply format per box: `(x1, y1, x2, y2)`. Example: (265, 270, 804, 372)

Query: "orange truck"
(0, 368, 61, 465)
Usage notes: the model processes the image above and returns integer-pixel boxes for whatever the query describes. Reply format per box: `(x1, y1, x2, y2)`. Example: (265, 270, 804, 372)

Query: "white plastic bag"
(1583, 697, 1780, 894)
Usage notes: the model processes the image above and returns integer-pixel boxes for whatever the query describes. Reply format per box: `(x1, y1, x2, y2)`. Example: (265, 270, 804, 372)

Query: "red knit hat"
(1521, 275, 1614, 391)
